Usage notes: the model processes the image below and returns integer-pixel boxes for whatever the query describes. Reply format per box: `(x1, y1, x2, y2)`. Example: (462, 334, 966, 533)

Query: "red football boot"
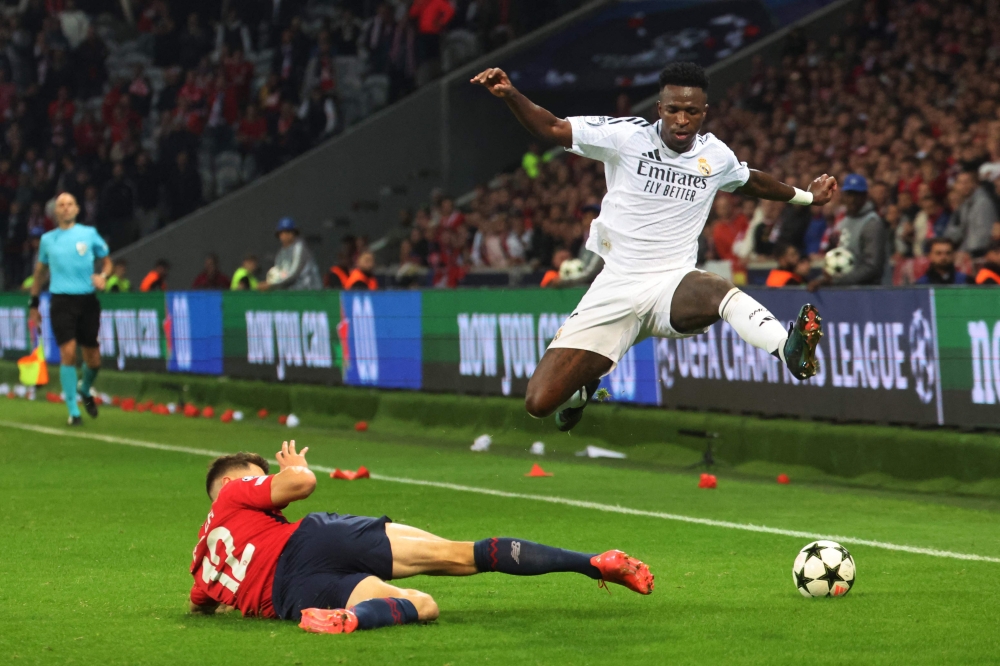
(299, 608, 360, 634)
(590, 550, 654, 594)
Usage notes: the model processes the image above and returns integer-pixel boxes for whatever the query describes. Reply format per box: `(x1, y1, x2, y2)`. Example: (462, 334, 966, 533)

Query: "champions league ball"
(824, 247, 855, 276)
(793, 540, 856, 598)
(559, 258, 586, 280)
(266, 267, 289, 285)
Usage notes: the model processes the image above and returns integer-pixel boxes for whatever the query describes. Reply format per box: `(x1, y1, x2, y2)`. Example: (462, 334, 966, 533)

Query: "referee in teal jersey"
(28, 193, 112, 426)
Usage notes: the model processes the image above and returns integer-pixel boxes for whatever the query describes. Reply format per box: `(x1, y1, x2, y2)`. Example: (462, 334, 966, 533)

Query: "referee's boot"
(554, 378, 602, 432)
(78, 385, 98, 418)
(783, 304, 823, 381)
(68, 415, 83, 426)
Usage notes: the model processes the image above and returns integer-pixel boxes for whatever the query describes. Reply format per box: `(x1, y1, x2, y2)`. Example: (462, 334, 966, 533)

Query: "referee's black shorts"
(49, 294, 101, 347)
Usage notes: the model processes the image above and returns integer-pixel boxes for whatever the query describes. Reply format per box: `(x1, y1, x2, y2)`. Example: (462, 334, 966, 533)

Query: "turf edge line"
(3, 419, 998, 565)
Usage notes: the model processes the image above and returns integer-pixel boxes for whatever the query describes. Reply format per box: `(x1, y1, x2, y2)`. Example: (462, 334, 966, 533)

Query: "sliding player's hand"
(471, 68, 514, 98)
(807, 174, 837, 206)
(276, 440, 309, 471)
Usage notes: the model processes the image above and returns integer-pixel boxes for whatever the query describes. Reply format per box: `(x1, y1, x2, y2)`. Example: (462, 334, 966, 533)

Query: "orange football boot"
(299, 608, 360, 634)
(590, 550, 654, 594)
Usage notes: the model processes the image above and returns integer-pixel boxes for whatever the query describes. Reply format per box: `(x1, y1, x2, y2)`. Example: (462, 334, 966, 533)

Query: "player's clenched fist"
(471, 68, 514, 97)
(276, 440, 309, 471)
(807, 174, 838, 206)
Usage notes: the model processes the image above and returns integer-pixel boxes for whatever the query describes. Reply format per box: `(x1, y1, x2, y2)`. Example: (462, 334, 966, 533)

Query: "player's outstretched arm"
(471, 68, 572, 148)
(736, 171, 837, 206)
(271, 440, 316, 506)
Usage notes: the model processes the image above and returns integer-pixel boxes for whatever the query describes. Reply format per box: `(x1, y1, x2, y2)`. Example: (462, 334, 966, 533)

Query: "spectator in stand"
(263, 217, 321, 291)
(215, 8, 252, 58)
(766, 243, 809, 287)
(973, 241, 1000, 286)
(710, 193, 748, 267)
(231, 254, 259, 290)
(809, 175, 887, 290)
(105, 259, 130, 292)
(165, 151, 203, 222)
(132, 152, 160, 237)
(99, 162, 136, 250)
(326, 237, 355, 289)
(73, 26, 108, 98)
(409, 0, 455, 84)
(179, 13, 212, 71)
(540, 247, 571, 288)
(344, 251, 378, 290)
(140, 258, 170, 292)
(3, 201, 26, 287)
(916, 238, 969, 285)
(944, 171, 1000, 258)
(191, 252, 230, 289)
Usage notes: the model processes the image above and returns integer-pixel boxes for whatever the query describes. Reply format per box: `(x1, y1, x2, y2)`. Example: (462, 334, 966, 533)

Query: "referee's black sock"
(473, 538, 601, 579)
(60, 365, 80, 418)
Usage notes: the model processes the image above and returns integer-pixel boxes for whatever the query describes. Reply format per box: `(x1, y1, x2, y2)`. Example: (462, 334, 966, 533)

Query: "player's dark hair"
(155, 258, 171, 270)
(988, 239, 1000, 255)
(928, 237, 954, 251)
(206, 452, 270, 498)
(659, 62, 709, 92)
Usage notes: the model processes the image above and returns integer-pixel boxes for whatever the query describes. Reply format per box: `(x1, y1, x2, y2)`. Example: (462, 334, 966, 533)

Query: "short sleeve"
(567, 116, 643, 163)
(91, 230, 109, 258)
(37, 236, 49, 265)
(717, 145, 751, 193)
(217, 474, 277, 510)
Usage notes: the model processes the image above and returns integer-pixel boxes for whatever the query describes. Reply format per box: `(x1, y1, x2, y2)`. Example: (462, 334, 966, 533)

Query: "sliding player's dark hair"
(659, 62, 709, 92)
(206, 452, 270, 498)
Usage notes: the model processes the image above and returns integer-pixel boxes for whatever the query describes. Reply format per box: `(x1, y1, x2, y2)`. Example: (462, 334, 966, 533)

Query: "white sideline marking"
(2, 420, 998, 564)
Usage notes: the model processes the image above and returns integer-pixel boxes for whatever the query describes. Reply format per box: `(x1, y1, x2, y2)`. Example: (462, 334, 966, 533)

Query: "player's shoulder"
(571, 115, 651, 136)
(695, 132, 734, 153)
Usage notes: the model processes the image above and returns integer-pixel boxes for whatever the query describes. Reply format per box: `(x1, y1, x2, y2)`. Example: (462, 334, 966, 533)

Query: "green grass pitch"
(2, 399, 1000, 665)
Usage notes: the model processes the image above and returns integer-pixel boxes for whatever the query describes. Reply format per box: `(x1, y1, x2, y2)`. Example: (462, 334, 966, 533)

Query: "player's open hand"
(276, 440, 309, 471)
(807, 174, 837, 206)
(471, 68, 515, 97)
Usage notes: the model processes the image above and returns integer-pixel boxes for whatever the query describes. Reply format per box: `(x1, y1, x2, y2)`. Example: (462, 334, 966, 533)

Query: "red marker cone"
(111, 395, 121, 406)
(221, 409, 234, 423)
(330, 467, 370, 481)
(278, 414, 288, 425)
(698, 473, 717, 489)
(777, 473, 790, 484)
(257, 408, 269, 419)
(525, 463, 553, 477)
(202, 406, 215, 418)
(121, 397, 136, 411)
(355, 421, 368, 432)
(136, 403, 148, 413)
(183, 403, 200, 418)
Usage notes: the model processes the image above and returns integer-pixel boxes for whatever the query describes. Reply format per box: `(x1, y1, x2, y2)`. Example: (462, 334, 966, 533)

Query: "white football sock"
(718, 288, 788, 362)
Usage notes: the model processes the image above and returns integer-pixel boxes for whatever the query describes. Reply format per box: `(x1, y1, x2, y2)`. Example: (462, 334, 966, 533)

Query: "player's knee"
(408, 591, 439, 621)
(524, 390, 555, 419)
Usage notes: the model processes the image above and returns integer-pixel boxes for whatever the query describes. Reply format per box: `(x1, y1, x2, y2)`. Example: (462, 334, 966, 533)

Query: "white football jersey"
(567, 115, 750, 275)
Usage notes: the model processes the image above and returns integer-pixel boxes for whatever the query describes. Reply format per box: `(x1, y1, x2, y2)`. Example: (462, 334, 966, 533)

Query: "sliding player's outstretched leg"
(670, 271, 823, 380)
(385, 523, 654, 594)
(526, 347, 611, 432)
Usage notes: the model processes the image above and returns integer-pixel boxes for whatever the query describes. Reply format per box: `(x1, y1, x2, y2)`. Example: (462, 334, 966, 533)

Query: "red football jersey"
(189, 475, 301, 618)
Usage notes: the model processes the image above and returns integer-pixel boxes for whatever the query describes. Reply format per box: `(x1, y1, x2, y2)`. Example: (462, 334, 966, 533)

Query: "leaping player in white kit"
(472, 62, 834, 431)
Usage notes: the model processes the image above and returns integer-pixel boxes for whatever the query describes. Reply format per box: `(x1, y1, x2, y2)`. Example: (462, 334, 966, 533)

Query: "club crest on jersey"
(584, 116, 606, 126)
(697, 158, 712, 176)
(76, 242, 88, 256)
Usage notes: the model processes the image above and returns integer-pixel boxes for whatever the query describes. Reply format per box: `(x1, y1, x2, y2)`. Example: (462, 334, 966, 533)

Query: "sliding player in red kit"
(189, 441, 654, 634)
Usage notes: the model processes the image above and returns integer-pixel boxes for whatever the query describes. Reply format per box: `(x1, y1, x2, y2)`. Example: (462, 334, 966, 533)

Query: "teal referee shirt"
(38, 224, 109, 295)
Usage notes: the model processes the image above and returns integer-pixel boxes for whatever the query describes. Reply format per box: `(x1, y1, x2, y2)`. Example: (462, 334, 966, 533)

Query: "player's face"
(55, 194, 79, 225)
(656, 86, 708, 153)
(843, 191, 867, 217)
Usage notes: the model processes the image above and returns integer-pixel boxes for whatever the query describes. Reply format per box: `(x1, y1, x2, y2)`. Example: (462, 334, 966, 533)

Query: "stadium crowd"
(389, 0, 1000, 288)
(0, 0, 583, 291)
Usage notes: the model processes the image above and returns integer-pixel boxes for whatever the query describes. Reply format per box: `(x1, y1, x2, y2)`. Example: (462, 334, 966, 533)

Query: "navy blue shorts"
(271, 512, 393, 621)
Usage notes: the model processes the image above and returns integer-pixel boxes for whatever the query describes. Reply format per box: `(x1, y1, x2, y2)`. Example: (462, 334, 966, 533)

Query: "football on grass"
(793, 540, 856, 598)
(824, 247, 855, 276)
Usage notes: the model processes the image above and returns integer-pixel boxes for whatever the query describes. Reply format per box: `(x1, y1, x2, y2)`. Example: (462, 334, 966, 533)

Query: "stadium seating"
(0, 0, 585, 291)
(386, 0, 1000, 288)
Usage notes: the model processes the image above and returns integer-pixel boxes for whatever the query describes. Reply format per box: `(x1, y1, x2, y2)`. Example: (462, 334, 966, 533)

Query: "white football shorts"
(548, 266, 707, 371)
